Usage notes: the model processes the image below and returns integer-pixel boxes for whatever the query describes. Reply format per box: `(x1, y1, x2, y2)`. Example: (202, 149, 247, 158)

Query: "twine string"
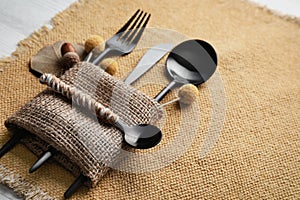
(39, 73, 119, 125)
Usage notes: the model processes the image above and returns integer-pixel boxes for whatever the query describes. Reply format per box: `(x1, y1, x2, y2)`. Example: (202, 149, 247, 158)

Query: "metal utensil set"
(0, 9, 218, 199)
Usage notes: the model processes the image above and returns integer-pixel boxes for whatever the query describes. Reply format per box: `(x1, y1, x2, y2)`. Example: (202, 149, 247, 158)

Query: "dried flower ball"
(159, 84, 199, 108)
(178, 84, 199, 105)
(99, 58, 118, 75)
(84, 35, 104, 53)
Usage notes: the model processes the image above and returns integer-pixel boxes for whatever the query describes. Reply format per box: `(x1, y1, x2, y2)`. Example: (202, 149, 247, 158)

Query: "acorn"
(99, 58, 118, 75)
(30, 41, 84, 77)
(159, 84, 199, 107)
(61, 42, 76, 56)
(84, 35, 105, 53)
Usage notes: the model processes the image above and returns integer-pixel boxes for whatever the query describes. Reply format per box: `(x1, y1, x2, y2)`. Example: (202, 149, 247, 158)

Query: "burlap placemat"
(0, 0, 299, 199)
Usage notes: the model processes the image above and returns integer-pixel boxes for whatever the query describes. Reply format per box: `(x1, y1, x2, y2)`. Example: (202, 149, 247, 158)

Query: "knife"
(124, 43, 174, 85)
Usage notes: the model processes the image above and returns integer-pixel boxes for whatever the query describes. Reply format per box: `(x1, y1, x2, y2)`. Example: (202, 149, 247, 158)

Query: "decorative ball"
(60, 52, 80, 70)
(84, 35, 104, 53)
(178, 84, 199, 105)
(99, 58, 118, 75)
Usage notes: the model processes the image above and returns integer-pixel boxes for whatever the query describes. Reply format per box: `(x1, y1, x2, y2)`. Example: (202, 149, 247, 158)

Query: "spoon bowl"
(155, 39, 218, 102)
(116, 122, 162, 149)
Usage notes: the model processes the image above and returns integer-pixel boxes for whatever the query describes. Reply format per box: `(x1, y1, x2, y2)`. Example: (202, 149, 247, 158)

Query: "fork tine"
(127, 11, 144, 31)
(116, 9, 141, 35)
(126, 12, 149, 43)
(130, 13, 151, 45)
(88, 9, 150, 64)
(120, 10, 144, 41)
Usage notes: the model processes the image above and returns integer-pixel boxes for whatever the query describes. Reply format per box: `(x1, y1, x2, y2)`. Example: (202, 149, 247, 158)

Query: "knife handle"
(154, 80, 178, 102)
(0, 132, 23, 158)
(64, 173, 88, 199)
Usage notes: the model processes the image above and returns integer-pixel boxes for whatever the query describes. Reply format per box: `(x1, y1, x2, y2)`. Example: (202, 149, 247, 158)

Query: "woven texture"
(5, 62, 162, 186)
(0, 0, 299, 199)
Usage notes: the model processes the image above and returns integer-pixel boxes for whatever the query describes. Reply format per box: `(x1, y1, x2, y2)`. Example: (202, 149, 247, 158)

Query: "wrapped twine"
(39, 73, 119, 125)
(5, 62, 163, 186)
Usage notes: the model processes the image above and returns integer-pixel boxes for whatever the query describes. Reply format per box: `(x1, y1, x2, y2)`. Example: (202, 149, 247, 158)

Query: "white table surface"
(0, 0, 76, 58)
(0, 0, 299, 199)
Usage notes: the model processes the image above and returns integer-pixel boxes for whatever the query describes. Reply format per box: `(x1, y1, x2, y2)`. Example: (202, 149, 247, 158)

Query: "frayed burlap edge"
(0, 0, 298, 68)
(0, 164, 55, 200)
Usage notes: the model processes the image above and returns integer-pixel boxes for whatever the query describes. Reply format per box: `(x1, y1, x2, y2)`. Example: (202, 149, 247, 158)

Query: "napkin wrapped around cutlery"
(4, 62, 163, 186)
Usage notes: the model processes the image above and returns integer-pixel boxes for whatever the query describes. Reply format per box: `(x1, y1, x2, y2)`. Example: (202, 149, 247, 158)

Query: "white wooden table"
(0, 0, 299, 199)
(0, 0, 76, 58)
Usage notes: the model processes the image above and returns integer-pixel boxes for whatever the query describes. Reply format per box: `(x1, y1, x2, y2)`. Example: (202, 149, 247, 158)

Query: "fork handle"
(92, 48, 111, 65)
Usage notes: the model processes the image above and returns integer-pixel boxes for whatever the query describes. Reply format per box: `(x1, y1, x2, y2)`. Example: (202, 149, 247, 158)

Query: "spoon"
(62, 122, 161, 199)
(38, 73, 162, 198)
(29, 45, 169, 173)
(154, 39, 218, 102)
(39, 73, 162, 149)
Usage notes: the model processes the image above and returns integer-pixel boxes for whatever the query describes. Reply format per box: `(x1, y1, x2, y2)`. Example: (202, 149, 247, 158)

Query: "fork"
(26, 9, 151, 199)
(86, 9, 151, 65)
(28, 9, 151, 175)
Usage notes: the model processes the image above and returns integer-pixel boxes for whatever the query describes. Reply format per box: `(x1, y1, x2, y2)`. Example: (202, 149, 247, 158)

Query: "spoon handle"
(154, 80, 178, 102)
(39, 73, 119, 125)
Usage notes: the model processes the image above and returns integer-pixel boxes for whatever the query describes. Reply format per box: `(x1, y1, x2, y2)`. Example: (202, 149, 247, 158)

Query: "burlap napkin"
(5, 61, 163, 186)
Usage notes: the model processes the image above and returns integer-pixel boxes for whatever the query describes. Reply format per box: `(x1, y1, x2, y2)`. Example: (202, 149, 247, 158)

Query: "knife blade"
(124, 43, 174, 85)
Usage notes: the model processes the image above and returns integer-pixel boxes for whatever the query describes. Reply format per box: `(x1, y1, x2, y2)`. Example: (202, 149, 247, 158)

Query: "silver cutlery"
(0, 131, 22, 159)
(86, 9, 151, 65)
(64, 173, 87, 199)
(39, 73, 162, 150)
(124, 43, 174, 85)
(29, 147, 56, 173)
(38, 72, 162, 198)
(29, 44, 169, 175)
(154, 39, 218, 102)
(26, 10, 152, 198)
(29, 9, 152, 175)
